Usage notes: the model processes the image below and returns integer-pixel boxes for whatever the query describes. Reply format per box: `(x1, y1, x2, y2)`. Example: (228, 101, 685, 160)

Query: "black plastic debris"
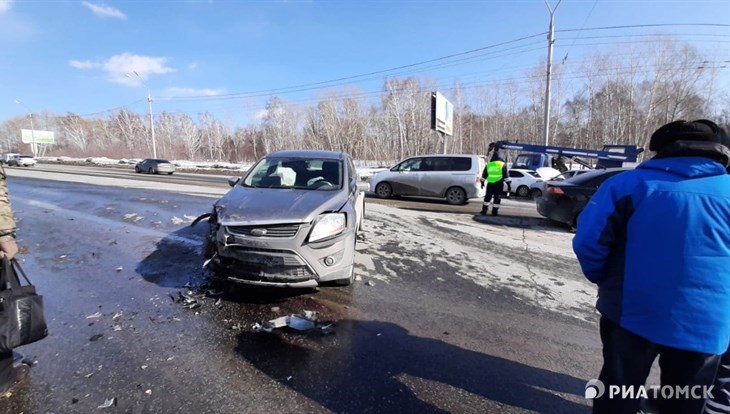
(89, 334, 104, 342)
(72, 398, 79, 404)
(205, 289, 224, 297)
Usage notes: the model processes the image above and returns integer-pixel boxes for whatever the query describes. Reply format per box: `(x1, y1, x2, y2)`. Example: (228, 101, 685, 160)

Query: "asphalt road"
(0, 164, 600, 413)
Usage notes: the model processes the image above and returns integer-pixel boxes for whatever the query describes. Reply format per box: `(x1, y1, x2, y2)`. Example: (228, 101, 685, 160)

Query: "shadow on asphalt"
(234, 320, 588, 413)
(471, 214, 573, 233)
(135, 224, 323, 304)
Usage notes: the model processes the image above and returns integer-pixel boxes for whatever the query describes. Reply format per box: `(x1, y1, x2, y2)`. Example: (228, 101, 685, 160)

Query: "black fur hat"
(650, 119, 730, 167)
(650, 119, 727, 152)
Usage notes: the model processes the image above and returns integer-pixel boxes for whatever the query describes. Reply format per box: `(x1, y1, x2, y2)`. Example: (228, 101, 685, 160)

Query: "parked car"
(0, 153, 18, 165)
(506, 169, 547, 198)
(134, 159, 175, 174)
(529, 169, 590, 199)
(7, 155, 37, 167)
(202, 150, 366, 288)
(537, 168, 631, 229)
(370, 154, 486, 205)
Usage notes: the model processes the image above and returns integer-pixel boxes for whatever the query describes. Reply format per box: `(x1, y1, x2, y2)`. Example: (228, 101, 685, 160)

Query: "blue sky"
(1, 0, 728, 127)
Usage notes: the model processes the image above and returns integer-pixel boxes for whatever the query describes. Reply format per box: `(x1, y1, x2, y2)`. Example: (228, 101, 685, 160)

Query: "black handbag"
(0, 258, 48, 351)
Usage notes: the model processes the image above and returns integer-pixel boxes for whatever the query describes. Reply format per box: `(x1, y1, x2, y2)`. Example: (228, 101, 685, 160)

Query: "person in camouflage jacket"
(0, 163, 26, 397)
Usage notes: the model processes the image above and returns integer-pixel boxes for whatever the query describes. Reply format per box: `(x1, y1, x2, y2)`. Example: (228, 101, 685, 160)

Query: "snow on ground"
(38, 156, 388, 178)
(356, 203, 598, 322)
(12, 163, 596, 321)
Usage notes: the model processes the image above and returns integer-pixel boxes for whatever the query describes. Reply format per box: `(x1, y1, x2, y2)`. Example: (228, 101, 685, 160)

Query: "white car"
(507, 169, 547, 197)
(7, 155, 37, 167)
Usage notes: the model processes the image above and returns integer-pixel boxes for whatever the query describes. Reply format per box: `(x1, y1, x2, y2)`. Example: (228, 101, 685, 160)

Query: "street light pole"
(127, 72, 157, 158)
(14, 100, 36, 157)
(542, 0, 561, 147)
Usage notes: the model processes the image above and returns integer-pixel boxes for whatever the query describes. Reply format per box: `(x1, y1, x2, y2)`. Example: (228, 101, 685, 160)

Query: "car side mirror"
(357, 181, 369, 193)
(227, 177, 240, 187)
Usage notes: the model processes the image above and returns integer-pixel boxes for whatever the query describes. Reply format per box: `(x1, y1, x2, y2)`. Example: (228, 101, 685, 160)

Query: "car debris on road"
(251, 310, 334, 334)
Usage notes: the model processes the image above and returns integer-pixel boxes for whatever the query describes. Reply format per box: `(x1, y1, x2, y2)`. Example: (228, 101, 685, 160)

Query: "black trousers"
(0, 350, 13, 390)
(482, 182, 503, 211)
(704, 349, 730, 413)
(593, 317, 721, 414)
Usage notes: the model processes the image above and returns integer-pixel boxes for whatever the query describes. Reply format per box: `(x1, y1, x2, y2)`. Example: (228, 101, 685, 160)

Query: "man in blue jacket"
(573, 119, 730, 414)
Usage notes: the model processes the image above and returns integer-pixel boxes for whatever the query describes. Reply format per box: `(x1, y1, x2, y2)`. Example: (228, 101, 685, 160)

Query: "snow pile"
(39, 155, 389, 178)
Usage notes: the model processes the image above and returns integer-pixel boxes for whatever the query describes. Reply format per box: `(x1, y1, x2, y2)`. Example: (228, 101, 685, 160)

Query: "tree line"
(1, 39, 727, 164)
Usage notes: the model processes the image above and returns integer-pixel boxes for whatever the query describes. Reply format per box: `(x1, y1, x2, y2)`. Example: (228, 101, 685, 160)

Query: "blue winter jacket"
(573, 156, 730, 355)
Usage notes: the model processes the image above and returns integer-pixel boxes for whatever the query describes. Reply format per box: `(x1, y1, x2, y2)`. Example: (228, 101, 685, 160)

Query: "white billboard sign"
(431, 92, 453, 136)
(21, 129, 55, 144)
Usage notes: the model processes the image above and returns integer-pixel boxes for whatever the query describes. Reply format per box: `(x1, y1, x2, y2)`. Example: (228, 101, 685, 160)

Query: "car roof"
(408, 154, 478, 158)
(557, 167, 632, 185)
(265, 150, 346, 160)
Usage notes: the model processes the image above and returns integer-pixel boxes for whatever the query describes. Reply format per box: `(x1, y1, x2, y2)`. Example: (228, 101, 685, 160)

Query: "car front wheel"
(375, 182, 393, 199)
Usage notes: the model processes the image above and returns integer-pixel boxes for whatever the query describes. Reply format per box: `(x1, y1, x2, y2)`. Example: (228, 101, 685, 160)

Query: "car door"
(507, 170, 525, 192)
(419, 157, 453, 197)
(347, 159, 365, 232)
(390, 158, 423, 196)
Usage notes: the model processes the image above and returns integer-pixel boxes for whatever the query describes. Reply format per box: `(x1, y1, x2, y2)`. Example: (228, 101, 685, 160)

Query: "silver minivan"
(370, 154, 486, 205)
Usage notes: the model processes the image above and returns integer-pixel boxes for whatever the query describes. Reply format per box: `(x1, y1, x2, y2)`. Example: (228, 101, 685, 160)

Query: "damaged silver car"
(201, 150, 366, 288)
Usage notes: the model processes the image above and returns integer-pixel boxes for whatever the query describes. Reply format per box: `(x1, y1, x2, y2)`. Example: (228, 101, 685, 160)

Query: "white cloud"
(0, 0, 13, 13)
(82, 1, 127, 20)
(162, 87, 226, 97)
(254, 109, 268, 120)
(188, 62, 199, 70)
(69, 59, 99, 70)
(69, 53, 175, 86)
(104, 53, 174, 85)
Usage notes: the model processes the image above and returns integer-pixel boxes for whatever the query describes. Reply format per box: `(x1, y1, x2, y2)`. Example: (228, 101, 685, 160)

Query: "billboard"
(430, 91, 453, 136)
(21, 129, 55, 144)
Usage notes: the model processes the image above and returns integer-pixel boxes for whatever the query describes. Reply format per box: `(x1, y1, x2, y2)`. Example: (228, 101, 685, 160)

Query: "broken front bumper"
(210, 222, 354, 286)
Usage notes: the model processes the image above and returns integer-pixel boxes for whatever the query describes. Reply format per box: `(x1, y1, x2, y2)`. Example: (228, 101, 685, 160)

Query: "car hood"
(214, 185, 348, 226)
(535, 167, 561, 179)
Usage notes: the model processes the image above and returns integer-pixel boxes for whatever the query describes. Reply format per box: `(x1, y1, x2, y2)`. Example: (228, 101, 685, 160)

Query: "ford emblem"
(250, 228, 267, 237)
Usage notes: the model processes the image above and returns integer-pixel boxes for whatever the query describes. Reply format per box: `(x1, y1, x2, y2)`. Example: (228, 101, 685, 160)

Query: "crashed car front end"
(201, 154, 359, 287)
(208, 216, 356, 288)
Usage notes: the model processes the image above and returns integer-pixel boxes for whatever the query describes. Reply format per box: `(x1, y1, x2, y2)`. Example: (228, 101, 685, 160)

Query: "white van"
(370, 154, 486, 205)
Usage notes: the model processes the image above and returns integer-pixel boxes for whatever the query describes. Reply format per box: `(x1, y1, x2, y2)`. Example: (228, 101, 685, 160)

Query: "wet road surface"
(0, 170, 601, 413)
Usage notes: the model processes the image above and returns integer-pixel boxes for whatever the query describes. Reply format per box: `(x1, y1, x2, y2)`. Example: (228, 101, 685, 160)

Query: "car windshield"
(242, 157, 343, 190)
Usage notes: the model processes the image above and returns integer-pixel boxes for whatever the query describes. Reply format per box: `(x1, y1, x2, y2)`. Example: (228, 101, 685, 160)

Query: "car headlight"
(309, 213, 346, 242)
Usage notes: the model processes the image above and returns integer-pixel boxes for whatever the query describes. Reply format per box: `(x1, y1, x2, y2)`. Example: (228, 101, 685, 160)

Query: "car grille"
(215, 255, 315, 282)
(226, 224, 300, 238)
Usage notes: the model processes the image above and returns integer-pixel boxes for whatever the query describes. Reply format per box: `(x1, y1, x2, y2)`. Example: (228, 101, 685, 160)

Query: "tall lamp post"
(126, 71, 157, 158)
(542, 0, 562, 147)
(14, 99, 36, 157)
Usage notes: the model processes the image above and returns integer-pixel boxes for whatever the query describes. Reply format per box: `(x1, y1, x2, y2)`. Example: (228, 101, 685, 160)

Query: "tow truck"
(487, 141, 644, 172)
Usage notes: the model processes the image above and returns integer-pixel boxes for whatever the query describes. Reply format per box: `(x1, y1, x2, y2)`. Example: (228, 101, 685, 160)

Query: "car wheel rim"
(448, 189, 464, 204)
(377, 184, 390, 198)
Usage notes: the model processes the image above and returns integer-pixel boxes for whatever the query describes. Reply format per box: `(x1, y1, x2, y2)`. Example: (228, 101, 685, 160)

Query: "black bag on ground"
(0, 258, 48, 351)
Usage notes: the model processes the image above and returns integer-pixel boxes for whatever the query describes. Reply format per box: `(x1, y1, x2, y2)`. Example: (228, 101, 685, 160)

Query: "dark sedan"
(135, 159, 175, 174)
(537, 168, 631, 229)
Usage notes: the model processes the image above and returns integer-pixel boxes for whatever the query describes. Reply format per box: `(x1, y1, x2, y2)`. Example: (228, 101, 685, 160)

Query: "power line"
(557, 23, 730, 33)
(78, 99, 147, 117)
(78, 24, 730, 117)
(159, 32, 548, 100)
